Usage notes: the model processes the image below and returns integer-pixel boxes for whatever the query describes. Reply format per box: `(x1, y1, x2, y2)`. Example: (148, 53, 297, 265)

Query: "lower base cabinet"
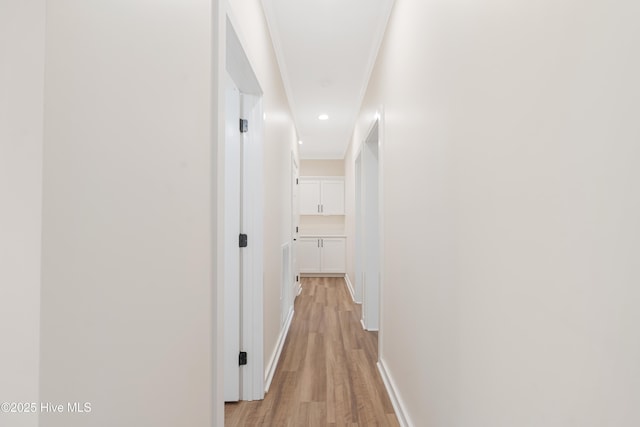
(297, 237, 345, 274)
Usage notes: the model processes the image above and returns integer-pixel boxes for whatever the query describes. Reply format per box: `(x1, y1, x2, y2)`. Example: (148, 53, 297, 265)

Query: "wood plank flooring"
(225, 277, 399, 426)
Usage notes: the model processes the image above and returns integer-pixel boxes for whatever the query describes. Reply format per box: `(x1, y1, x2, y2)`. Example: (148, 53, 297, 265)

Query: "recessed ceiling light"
(318, 114, 329, 121)
(298, 140, 303, 145)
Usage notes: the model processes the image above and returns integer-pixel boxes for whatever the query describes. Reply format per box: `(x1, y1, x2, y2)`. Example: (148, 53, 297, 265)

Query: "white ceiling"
(262, 0, 394, 159)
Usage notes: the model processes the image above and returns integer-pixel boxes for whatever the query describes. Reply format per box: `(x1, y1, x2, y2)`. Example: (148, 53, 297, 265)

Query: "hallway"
(225, 277, 399, 426)
(5, 1, 640, 426)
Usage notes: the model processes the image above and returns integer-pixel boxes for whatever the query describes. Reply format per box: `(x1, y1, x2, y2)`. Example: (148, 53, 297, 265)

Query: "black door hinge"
(239, 119, 248, 133)
(296, 178, 299, 184)
(296, 275, 299, 282)
(296, 226, 298, 233)
(239, 233, 248, 248)
(239, 351, 247, 366)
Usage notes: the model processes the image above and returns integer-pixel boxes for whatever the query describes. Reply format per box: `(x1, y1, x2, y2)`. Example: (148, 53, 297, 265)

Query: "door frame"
(223, 74, 242, 402)
(362, 118, 380, 331)
(355, 110, 385, 334)
(354, 152, 363, 304)
(220, 11, 265, 403)
(374, 108, 386, 357)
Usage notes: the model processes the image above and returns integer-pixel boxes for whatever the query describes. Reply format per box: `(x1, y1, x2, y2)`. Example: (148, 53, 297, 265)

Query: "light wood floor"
(225, 277, 399, 426)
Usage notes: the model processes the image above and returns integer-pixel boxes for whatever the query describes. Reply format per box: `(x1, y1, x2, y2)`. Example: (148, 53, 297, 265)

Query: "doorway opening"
(354, 152, 363, 304)
(356, 118, 381, 331)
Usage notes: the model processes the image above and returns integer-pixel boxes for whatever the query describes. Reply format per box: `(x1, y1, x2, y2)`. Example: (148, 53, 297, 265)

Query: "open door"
(223, 75, 242, 401)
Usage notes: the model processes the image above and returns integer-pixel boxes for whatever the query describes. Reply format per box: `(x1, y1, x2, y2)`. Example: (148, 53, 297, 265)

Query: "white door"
(291, 157, 300, 296)
(320, 238, 346, 273)
(297, 238, 321, 273)
(321, 180, 345, 215)
(224, 76, 241, 402)
(299, 180, 321, 214)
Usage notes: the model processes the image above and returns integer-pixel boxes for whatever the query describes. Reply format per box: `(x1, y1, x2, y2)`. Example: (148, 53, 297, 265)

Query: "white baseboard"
(344, 273, 356, 302)
(360, 318, 379, 331)
(377, 358, 413, 427)
(264, 307, 294, 393)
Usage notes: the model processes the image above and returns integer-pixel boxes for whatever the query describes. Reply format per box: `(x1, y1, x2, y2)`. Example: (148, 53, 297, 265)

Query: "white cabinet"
(297, 238, 322, 273)
(320, 238, 346, 272)
(299, 177, 344, 215)
(297, 237, 346, 274)
(299, 180, 322, 215)
(321, 181, 345, 215)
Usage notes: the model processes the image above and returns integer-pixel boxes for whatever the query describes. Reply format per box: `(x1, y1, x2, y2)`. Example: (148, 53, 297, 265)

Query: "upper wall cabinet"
(299, 177, 345, 215)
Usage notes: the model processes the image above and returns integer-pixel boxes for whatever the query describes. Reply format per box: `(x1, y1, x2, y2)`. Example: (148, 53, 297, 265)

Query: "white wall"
(345, 0, 640, 425)
(39, 1, 214, 426)
(227, 0, 298, 380)
(299, 215, 345, 235)
(0, 2, 45, 426)
(300, 159, 344, 177)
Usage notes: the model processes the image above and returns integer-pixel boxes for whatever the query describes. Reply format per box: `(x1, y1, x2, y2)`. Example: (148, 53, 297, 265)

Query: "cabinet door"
(299, 180, 321, 215)
(321, 180, 344, 215)
(297, 238, 321, 273)
(320, 238, 346, 273)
